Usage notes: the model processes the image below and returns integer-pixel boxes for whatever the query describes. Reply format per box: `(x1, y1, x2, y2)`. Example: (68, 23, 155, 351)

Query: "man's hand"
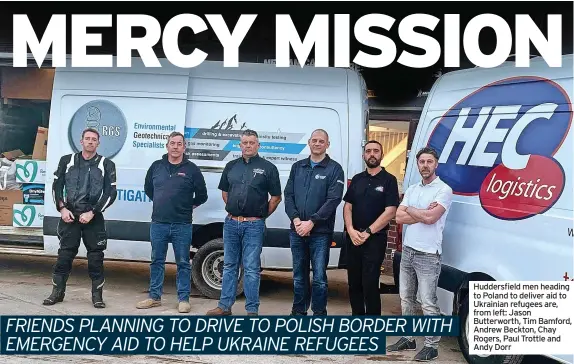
(348, 228, 367, 246)
(296, 220, 314, 236)
(427, 201, 438, 210)
(60, 208, 74, 223)
(358, 231, 371, 242)
(79, 211, 94, 224)
(293, 218, 304, 236)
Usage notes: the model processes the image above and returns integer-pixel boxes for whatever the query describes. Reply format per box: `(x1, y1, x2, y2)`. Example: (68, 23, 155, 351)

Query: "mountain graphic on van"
(210, 114, 247, 131)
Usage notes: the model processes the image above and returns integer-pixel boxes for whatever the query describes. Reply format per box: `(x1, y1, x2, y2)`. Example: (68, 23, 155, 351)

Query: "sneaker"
(290, 310, 307, 316)
(178, 301, 191, 313)
(136, 298, 161, 309)
(414, 346, 438, 361)
(386, 337, 417, 352)
(206, 307, 232, 316)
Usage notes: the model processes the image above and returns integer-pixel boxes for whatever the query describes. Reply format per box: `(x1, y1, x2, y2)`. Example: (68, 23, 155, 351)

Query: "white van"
(0, 55, 369, 300)
(390, 54, 573, 364)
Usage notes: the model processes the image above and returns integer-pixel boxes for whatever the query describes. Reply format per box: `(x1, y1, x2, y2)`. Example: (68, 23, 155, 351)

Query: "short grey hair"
(241, 129, 259, 138)
(310, 128, 329, 140)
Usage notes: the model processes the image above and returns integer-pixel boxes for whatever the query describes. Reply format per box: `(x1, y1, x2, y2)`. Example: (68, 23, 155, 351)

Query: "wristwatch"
(365, 227, 372, 235)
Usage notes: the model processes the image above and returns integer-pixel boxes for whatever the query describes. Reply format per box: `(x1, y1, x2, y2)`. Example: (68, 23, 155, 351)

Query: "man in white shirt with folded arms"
(386, 146, 453, 362)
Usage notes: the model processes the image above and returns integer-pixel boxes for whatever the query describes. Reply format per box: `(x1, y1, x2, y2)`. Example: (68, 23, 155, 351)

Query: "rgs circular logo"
(427, 76, 572, 220)
(68, 100, 128, 158)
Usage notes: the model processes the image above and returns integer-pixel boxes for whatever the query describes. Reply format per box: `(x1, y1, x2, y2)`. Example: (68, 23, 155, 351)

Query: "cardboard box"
(1, 150, 25, 161)
(12, 204, 44, 228)
(0, 190, 23, 226)
(15, 160, 46, 184)
(22, 183, 45, 205)
(0, 68, 55, 101)
(32, 127, 48, 161)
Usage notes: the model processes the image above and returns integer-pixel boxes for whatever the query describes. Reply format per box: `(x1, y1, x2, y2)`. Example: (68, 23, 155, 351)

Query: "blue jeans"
(290, 231, 331, 315)
(399, 245, 442, 348)
(218, 216, 266, 314)
(149, 222, 192, 302)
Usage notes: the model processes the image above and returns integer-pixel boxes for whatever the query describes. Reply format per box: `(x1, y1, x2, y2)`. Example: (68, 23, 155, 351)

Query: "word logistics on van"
(12, 13, 563, 69)
(0, 316, 459, 355)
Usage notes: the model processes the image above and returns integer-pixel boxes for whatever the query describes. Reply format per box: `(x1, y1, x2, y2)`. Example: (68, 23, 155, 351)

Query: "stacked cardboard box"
(0, 127, 47, 227)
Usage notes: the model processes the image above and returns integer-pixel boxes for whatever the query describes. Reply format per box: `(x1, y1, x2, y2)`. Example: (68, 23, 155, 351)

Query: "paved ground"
(0, 253, 558, 364)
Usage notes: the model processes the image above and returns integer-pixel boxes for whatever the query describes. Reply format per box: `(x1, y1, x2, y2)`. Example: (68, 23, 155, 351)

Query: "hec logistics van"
(0, 54, 369, 300)
(391, 54, 573, 364)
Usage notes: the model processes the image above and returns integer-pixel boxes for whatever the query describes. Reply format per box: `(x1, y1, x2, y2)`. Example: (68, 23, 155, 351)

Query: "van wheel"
(458, 293, 524, 364)
(192, 238, 244, 300)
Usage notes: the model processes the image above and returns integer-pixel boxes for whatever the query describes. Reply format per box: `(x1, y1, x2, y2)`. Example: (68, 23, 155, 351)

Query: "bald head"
(308, 129, 330, 156)
(311, 129, 329, 141)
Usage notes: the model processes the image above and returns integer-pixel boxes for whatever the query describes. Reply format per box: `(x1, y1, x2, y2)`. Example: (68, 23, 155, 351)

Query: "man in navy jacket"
(284, 129, 345, 315)
(136, 131, 208, 313)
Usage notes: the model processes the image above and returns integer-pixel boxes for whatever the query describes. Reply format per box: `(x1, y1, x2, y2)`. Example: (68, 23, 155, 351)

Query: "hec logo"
(68, 100, 128, 158)
(427, 76, 572, 220)
(13, 205, 37, 227)
(15, 161, 38, 182)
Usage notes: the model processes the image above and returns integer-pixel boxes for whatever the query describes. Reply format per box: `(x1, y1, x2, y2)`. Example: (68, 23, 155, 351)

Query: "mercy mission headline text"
(13, 13, 563, 69)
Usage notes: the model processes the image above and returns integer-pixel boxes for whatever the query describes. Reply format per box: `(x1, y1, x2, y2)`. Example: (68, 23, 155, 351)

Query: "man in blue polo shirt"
(284, 129, 345, 316)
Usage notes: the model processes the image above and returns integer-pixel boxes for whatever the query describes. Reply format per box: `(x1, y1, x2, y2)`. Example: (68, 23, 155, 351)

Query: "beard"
(365, 157, 381, 168)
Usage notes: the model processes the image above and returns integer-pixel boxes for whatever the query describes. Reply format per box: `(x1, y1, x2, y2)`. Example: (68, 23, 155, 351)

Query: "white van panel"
(183, 99, 346, 269)
(42, 58, 366, 271)
(401, 54, 573, 364)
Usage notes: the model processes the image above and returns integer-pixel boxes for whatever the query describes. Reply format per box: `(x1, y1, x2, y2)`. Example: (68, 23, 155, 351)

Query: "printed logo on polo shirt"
(315, 174, 326, 180)
(375, 186, 385, 192)
(253, 168, 265, 177)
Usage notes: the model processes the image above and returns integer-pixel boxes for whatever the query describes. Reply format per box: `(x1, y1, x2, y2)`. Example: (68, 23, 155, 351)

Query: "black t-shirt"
(343, 168, 400, 232)
(218, 154, 282, 218)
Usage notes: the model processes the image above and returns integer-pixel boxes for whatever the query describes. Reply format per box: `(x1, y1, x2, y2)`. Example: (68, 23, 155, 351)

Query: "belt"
(228, 214, 261, 222)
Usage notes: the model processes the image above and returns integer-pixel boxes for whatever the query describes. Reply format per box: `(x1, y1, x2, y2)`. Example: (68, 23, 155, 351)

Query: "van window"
(185, 100, 343, 173)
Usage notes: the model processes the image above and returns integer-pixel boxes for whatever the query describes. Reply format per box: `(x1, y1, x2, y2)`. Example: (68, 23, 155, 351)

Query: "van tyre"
(192, 238, 244, 300)
(458, 293, 524, 364)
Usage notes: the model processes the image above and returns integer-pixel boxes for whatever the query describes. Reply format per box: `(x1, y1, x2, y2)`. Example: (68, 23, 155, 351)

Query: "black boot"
(43, 274, 67, 305)
(92, 278, 106, 308)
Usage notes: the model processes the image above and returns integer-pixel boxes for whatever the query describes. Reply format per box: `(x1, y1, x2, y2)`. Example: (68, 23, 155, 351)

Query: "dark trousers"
(53, 212, 107, 285)
(346, 231, 387, 315)
(290, 231, 332, 315)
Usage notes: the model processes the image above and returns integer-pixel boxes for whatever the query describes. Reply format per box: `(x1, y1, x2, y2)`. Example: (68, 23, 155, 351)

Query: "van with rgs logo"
(0, 54, 369, 303)
(390, 54, 573, 364)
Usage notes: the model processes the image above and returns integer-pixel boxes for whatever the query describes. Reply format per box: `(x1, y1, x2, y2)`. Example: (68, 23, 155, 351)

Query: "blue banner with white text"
(0, 315, 459, 355)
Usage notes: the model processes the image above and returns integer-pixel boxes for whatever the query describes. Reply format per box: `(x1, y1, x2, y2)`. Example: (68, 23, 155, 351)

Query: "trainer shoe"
(206, 307, 232, 316)
(414, 346, 438, 361)
(136, 298, 161, 309)
(178, 301, 191, 313)
(386, 337, 417, 352)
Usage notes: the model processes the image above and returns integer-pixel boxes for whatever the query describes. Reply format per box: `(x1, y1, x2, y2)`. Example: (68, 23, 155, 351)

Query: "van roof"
(433, 54, 574, 95)
(0, 52, 354, 87)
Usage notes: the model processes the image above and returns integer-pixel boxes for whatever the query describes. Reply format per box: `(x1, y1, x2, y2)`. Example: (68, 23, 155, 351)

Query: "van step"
(0, 226, 43, 247)
(0, 246, 47, 256)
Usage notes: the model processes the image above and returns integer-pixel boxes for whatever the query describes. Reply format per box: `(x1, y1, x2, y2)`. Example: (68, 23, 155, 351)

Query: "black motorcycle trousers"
(53, 212, 107, 285)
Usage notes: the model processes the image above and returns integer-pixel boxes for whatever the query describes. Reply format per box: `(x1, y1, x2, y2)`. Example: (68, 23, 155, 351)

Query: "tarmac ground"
(0, 253, 560, 364)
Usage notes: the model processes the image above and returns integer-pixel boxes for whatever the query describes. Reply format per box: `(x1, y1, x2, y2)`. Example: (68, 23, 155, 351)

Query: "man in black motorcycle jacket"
(43, 128, 117, 308)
